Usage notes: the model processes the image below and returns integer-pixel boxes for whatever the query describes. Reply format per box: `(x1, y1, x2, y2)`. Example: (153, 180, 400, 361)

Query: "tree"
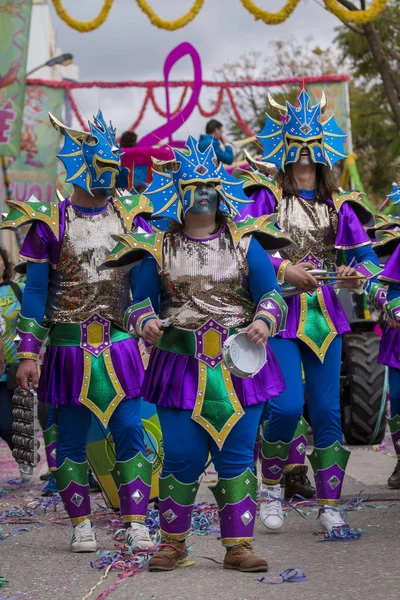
(333, 0, 400, 132)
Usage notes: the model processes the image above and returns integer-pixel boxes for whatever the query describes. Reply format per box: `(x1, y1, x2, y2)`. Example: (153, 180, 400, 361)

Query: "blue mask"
(143, 135, 251, 222)
(257, 90, 347, 171)
(49, 111, 129, 195)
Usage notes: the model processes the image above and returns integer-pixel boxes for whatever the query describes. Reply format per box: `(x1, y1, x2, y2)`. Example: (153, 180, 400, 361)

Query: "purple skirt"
(378, 325, 400, 369)
(38, 337, 144, 405)
(280, 286, 350, 339)
(141, 345, 285, 409)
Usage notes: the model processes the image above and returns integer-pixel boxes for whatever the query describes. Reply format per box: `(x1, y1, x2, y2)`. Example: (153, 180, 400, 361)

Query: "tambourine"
(222, 332, 266, 378)
(11, 387, 41, 476)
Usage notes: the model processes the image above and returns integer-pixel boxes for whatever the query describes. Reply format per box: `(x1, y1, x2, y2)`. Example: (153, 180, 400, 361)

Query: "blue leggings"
(56, 399, 146, 468)
(264, 335, 343, 449)
(389, 367, 400, 418)
(157, 403, 264, 484)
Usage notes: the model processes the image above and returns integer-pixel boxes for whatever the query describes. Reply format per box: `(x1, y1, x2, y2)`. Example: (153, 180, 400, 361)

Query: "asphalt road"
(1, 437, 400, 600)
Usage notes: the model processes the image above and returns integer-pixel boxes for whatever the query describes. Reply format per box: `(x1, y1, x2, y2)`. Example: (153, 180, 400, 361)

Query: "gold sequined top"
(46, 202, 131, 327)
(158, 229, 254, 330)
(277, 194, 338, 269)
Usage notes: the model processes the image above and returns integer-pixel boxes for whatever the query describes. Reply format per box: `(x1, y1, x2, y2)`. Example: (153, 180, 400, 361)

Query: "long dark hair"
(169, 207, 229, 236)
(0, 246, 12, 282)
(277, 163, 339, 202)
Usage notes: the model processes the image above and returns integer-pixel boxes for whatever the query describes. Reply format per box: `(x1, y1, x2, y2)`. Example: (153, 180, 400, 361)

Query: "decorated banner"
(0, 0, 32, 157)
(7, 85, 64, 203)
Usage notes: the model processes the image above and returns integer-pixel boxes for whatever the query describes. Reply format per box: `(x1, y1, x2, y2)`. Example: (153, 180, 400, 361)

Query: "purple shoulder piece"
(237, 188, 277, 220)
(133, 215, 154, 234)
(20, 200, 67, 265)
(332, 199, 370, 249)
(380, 244, 400, 283)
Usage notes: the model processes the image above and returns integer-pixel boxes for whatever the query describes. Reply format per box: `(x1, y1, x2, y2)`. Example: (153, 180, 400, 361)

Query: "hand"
(387, 318, 400, 330)
(334, 265, 363, 289)
(142, 319, 164, 345)
(241, 320, 270, 345)
(284, 262, 319, 293)
(17, 359, 39, 391)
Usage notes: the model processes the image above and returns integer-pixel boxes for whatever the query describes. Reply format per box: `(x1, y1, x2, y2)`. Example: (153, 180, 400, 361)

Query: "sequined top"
(46, 203, 130, 327)
(277, 194, 338, 269)
(158, 228, 253, 330)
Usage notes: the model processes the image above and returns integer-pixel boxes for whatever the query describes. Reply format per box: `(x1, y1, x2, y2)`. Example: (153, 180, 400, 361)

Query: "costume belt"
(156, 318, 250, 449)
(49, 314, 131, 426)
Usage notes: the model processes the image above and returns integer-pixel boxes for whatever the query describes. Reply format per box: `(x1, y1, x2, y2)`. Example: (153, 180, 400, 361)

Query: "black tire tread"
(342, 332, 386, 445)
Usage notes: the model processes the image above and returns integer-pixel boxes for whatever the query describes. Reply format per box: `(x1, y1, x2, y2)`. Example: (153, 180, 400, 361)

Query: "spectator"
(0, 247, 24, 459)
(120, 130, 137, 148)
(198, 119, 234, 165)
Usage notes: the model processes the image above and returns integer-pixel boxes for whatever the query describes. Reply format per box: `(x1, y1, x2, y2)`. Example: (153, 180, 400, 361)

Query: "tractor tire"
(341, 332, 386, 445)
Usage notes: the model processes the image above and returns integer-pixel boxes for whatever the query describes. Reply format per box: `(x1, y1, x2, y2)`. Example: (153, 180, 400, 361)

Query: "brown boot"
(284, 466, 315, 500)
(224, 542, 268, 573)
(148, 539, 188, 572)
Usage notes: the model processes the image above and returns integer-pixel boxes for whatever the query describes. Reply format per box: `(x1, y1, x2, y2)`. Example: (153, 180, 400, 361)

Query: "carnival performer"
(237, 90, 386, 536)
(0, 111, 155, 553)
(373, 183, 400, 488)
(103, 136, 291, 572)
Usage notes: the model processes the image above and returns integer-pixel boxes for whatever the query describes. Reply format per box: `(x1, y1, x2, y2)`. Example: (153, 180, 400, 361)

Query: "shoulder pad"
(103, 231, 164, 269)
(227, 216, 293, 251)
(113, 193, 153, 231)
(332, 190, 374, 227)
(234, 169, 282, 202)
(373, 227, 400, 259)
(0, 198, 59, 239)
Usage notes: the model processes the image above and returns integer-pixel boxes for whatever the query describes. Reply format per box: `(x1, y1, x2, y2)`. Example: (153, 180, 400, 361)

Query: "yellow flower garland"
(51, 0, 115, 33)
(136, 0, 204, 31)
(240, 0, 301, 25)
(323, 0, 389, 25)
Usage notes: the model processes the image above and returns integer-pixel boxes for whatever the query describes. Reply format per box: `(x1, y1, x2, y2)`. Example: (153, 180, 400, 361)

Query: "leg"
(210, 404, 268, 572)
(108, 399, 151, 521)
(0, 382, 14, 452)
(41, 405, 59, 496)
(303, 337, 352, 535)
(54, 405, 92, 523)
(149, 407, 209, 571)
(388, 367, 400, 487)
(262, 337, 304, 484)
(53, 404, 96, 552)
(260, 338, 305, 531)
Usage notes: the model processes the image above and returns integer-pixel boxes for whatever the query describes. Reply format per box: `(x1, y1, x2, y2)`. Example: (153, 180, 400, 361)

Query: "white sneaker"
(125, 522, 153, 549)
(319, 506, 347, 534)
(71, 519, 97, 552)
(259, 484, 284, 531)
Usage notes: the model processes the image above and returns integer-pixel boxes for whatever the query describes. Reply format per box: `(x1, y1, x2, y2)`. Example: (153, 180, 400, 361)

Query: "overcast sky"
(50, 0, 340, 141)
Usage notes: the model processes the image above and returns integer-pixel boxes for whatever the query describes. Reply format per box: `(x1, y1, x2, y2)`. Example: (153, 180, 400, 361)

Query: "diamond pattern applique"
(241, 510, 254, 526)
(39, 205, 48, 213)
(131, 489, 144, 504)
(269, 465, 281, 474)
(327, 475, 340, 489)
(296, 442, 306, 455)
(50, 449, 56, 459)
(300, 123, 312, 135)
(71, 493, 84, 507)
(163, 509, 177, 523)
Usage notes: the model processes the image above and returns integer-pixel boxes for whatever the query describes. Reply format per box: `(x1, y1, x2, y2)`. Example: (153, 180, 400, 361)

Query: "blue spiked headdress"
(257, 89, 347, 171)
(388, 182, 400, 204)
(49, 111, 129, 194)
(143, 135, 251, 222)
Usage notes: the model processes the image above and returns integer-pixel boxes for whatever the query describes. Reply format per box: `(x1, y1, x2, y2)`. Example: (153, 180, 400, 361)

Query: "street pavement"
(1, 437, 400, 600)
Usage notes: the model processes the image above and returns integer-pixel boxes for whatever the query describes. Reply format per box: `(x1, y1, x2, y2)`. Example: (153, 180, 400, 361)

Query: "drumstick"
(162, 300, 191, 327)
(315, 275, 366, 281)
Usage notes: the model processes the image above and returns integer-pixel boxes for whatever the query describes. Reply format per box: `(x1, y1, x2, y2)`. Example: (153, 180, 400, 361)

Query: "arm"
(125, 256, 162, 342)
(214, 140, 234, 165)
(342, 244, 386, 309)
(246, 238, 288, 340)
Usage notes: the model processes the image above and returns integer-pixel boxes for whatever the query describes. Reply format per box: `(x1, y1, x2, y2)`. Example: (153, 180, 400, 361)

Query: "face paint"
(189, 184, 218, 215)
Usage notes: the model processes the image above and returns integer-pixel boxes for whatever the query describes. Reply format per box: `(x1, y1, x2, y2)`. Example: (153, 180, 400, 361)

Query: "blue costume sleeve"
(345, 244, 381, 288)
(21, 262, 49, 324)
(132, 256, 160, 313)
(247, 238, 281, 303)
(387, 283, 400, 303)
